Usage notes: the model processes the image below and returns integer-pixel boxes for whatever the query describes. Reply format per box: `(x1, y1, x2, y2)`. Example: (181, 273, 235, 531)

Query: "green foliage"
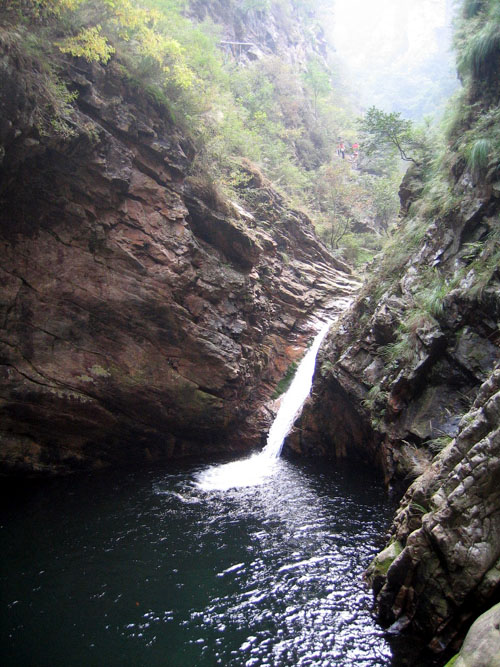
(377, 215, 429, 282)
(365, 173, 400, 230)
(410, 502, 429, 515)
(0, 26, 80, 138)
(378, 265, 455, 368)
(359, 106, 419, 165)
(414, 270, 452, 317)
(271, 360, 298, 399)
(382, 334, 418, 365)
(7, 0, 84, 19)
(455, 0, 500, 86)
(47, 0, 199, 92)
(312, 158, 396, 267)
(56, 24, 115, 62)
(8, 0, 401, 269)
(361, 385, 388, 412)
(449, 0, 500, 189)
(428, 434, 453, 453)
(463, 0, 485, 19)
(340, 231, 384, 269)
(466, 137, 494, 174)
(415, 168, 458, 218)
(451, 103, 500, 183)
(442, 88, 471, 143)
(302, 57, 332, 117)
(355, 1, 500, 383)
(465, 226, 500, 300)
(241, 0, 271, 11)
(457, 14, 500, 82)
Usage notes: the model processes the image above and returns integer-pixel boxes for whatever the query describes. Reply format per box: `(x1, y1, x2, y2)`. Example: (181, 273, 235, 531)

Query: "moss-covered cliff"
(284, 0, 500, 661)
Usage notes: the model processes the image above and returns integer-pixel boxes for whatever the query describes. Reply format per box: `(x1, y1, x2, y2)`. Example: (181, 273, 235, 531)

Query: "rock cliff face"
(188, 0, 328, 65)
(283, 89, 500, 665)
(447, 602, 500, 667)
(0, 35, 356, 475)
(286, 153, 500, 471)
(368, 368, 500, 657)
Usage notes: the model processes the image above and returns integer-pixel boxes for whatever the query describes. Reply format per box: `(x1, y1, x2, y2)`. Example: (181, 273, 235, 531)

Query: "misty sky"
(327, 0, 458, 117)
(332, 0, 451, 60)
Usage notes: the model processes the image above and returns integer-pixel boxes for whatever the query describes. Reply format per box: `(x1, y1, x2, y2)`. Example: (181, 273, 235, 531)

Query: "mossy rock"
(366, 540, 403, 594)
(372, 540, 403, 575)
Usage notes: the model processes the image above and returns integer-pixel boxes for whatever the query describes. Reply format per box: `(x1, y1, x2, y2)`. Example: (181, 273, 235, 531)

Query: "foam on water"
(195, 321, 331, 491)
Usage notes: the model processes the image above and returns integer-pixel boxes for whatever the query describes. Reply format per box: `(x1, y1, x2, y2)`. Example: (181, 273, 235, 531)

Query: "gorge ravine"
(2, 1, 500, 665)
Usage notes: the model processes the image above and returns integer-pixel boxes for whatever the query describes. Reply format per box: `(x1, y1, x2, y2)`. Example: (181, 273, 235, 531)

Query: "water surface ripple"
(1, 459, 395, 666)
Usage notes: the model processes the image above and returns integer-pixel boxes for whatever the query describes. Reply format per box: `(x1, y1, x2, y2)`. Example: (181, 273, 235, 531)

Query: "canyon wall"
(284, 2, 500, 658)
(285, 152, 500, 663)
(0, 31, 355, 475)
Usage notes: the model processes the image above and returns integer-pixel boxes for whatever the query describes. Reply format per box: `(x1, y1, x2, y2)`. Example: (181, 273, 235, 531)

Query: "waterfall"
(262, 320, 331, 459)
(194, 320, 331, 491)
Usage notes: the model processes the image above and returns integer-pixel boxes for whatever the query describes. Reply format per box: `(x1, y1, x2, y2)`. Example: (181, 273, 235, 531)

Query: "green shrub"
(467, 233, 500, 299)
(415, 278, 448, 317)
(443, 89, 471, 143)
(456, 0, 500, 85)
(361, 385, 388, 412)
(463, 0, 485, 19)
(459, 21, 500, 80)
(271, 361, 298, 399)
(466, 137, 494, 174)
(382, 334, 418, 365)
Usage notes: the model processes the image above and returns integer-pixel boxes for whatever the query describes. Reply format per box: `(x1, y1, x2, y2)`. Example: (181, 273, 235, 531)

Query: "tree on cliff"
(359, 106, 420, 165)
(302, 57, 332, 119)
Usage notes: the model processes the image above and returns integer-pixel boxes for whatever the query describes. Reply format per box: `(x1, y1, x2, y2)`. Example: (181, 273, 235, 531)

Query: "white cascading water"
(262, 319, 331, 459)
(194, 320, 331, 491)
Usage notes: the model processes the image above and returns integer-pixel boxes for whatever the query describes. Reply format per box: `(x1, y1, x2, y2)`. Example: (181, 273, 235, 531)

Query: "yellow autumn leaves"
(31, 0, 195, 88)
(56, 25, 115, 63)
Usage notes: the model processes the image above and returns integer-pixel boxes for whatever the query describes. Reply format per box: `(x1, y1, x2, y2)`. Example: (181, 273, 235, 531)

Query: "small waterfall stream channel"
(1, 320, 399, 666)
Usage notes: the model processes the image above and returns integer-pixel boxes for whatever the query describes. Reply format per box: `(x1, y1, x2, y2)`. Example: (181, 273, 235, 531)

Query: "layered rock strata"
(284, 137, 500, 661)
(0, 42, 357, 475)
(368, 368, 500, 657)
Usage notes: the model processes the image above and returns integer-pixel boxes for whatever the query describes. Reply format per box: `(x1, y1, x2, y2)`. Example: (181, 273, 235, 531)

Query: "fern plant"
(466, 137, 494, 175)
(456, 0, 500, 83)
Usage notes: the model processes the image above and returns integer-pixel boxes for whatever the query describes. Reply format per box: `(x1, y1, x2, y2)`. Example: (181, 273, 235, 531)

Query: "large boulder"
(447, 603, 500, 667)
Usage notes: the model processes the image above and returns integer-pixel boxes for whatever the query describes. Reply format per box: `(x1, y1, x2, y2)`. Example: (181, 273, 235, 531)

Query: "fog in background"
(326, 0, 459, 119)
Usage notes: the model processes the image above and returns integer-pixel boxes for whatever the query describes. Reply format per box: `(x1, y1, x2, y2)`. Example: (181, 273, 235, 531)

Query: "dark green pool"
(1, 458, 397, 666)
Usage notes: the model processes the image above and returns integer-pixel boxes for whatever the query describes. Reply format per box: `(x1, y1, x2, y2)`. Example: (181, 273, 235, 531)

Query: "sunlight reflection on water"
(1, 459, 394, 666)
